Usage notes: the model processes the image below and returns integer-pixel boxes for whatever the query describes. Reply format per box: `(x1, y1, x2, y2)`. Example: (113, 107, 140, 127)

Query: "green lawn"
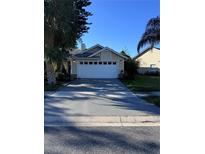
(121, 75, 160, 92)
(121, 75, 160, 107)
(143, 96, 160, 107)
(44, 81, 68, 91)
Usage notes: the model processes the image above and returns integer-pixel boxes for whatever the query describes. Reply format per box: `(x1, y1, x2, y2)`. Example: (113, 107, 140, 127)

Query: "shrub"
(144, 71, 160, 76)
(56, 72, 69, 81)
(123, 59, 138, 79)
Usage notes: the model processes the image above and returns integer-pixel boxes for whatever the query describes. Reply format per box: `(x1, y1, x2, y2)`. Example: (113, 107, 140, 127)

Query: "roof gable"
(134, 47, 160, 60)
(73, 44, 128, 60)
(74, 44, 104, 58)
(88, 47, 128, 59)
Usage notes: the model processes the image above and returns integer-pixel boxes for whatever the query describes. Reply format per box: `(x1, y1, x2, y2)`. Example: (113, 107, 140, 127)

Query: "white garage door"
(77, 61, 119, 78)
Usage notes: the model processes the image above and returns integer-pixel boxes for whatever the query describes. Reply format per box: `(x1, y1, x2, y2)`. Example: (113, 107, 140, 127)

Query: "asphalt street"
(45, 126, 160, 154)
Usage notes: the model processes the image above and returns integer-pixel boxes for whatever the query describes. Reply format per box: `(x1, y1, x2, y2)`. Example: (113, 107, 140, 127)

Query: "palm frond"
(137, 16, 160, 53)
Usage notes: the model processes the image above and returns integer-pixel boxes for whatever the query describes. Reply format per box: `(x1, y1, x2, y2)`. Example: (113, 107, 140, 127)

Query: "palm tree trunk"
(46, 62, 56, 85)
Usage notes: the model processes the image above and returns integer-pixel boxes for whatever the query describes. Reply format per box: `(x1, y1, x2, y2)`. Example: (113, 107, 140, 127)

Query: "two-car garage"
(71, 44, 127, 79)
(77, 61, 119, 78)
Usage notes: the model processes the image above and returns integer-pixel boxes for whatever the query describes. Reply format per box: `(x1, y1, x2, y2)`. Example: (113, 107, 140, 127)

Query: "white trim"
(88, 47, 128, 59)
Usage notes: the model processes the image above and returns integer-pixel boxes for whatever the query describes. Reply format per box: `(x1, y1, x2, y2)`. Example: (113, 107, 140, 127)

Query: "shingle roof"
(74, 45, 104, 58)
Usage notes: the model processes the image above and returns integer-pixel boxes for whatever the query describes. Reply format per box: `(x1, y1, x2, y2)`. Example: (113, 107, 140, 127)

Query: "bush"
(123, 59, 138, 79)
(56, 72, 69, 81)
(144, 71, 160, 76)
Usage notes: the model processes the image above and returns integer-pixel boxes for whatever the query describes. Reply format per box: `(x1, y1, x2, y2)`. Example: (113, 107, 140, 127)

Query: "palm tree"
(137, 16, 160, 53)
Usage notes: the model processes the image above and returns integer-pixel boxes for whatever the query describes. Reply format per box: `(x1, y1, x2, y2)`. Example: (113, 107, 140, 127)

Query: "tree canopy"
(120, 50, 132, 60)
(44, 0, 92, 50)
(137, 16, 160, 53)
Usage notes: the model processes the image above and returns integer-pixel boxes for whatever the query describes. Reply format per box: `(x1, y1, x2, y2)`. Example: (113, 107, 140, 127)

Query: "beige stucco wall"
(135, 48, 160, 68)
(99, 50, 124, 72)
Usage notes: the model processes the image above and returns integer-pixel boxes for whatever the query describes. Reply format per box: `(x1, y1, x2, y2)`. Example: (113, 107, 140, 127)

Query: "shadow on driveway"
(45, 79, 159, 118)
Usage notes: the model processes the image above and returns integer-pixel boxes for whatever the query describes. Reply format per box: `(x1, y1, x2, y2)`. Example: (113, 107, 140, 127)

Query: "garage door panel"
(77, 64, 119, 78)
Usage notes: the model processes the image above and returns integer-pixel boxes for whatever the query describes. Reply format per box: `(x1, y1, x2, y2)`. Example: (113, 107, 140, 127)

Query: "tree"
(44, 0, 92, 84)
(120, 50, 132, 60)
(120, 51, 137, 79)
(124, 59, 137, 80)
(137, 16, 160, 53)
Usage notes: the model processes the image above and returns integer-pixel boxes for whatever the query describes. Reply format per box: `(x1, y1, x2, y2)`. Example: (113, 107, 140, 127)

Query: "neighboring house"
(134, 47, 160, 74)
(68, 44, 127, 79)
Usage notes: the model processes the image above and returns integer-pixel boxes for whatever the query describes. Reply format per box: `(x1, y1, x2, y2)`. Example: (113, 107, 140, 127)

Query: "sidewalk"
(45, 115, 160, 127)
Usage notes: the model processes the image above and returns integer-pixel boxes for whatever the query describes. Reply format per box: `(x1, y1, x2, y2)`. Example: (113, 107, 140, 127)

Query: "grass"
(44, 81, 68, 91)
(121, 75, 160, 92)
(143, 96, 160, 107)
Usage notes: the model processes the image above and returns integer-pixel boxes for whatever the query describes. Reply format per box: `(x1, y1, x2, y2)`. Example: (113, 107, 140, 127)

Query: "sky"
(79, 0, 160, 58)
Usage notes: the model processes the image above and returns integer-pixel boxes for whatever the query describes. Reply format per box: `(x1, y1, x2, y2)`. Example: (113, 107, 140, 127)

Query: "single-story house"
(133, 47, 160, 74)
(68, 44, 127, 79)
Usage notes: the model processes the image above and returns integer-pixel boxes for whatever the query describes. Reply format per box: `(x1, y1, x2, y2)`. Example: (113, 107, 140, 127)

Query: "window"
(108, 61, 112, 65)
(150, 64, 156, 68)
(103, 61, 107, 65)
(84, 62, 88, 65)
(89, 62, 93, 65)
(94, 62, 98, 65)
(99, 62, 102, 65)
(113, 62, 116, 65)
(80, 61, 83, 65)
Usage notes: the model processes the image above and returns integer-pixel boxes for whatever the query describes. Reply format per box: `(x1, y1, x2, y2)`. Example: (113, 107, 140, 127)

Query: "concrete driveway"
(45, 79, 159, 125)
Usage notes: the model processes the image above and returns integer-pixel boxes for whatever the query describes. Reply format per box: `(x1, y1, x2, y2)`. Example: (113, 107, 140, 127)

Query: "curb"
(45, 116, 160, 127)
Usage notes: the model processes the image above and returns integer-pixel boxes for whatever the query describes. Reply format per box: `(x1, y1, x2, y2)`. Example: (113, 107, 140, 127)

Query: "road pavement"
(45, 126, 160, 154)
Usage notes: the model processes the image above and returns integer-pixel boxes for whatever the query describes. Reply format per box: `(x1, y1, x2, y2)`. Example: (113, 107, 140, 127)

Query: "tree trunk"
(68, 61, 71, 81)
(46, 62, 56, 85)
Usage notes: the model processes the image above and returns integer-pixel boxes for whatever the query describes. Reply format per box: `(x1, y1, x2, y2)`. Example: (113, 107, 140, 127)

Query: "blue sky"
(80, 0, 160, 58)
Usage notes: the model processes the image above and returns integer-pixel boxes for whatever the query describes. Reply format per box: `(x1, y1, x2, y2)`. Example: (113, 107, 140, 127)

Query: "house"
(134, 47, 160, 74)
(68, 44, 127, 79)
